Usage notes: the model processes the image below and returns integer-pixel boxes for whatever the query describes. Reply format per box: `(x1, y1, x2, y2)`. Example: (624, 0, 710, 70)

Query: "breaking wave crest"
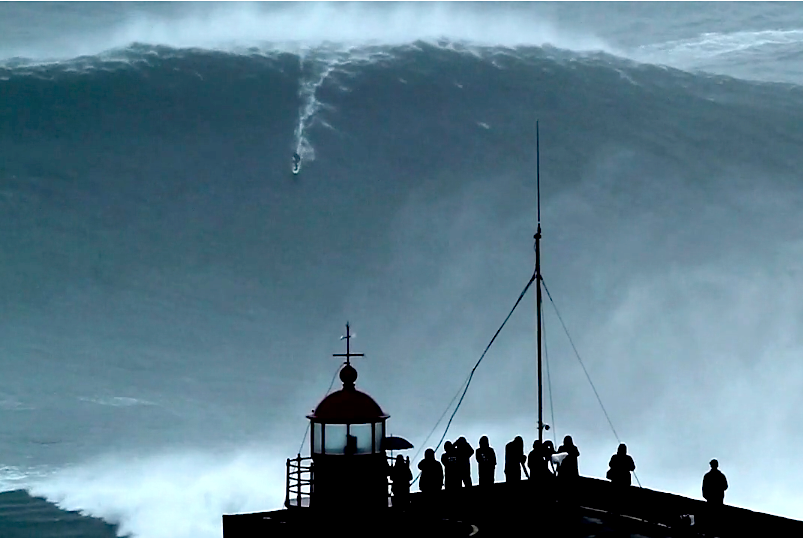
(0, 3, 611, 64)
(27, 449, 286, 538)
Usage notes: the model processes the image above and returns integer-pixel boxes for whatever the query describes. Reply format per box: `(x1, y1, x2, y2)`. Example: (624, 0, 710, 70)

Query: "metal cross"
(333, 322, 364, 366)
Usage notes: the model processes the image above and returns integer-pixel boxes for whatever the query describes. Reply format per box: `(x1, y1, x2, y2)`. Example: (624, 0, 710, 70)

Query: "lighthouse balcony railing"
(285, 454, 408, 507)
(285, 455, 313, 508)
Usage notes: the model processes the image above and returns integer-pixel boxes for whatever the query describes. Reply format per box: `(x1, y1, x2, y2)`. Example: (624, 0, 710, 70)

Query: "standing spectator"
(418, 448, 443, 494)
(455, 437, 475, 487)
(702, 459, 728, 505)
(505, 436, 528, 482)
(606, 443, 636, 486)
(475, 436, 496, 486)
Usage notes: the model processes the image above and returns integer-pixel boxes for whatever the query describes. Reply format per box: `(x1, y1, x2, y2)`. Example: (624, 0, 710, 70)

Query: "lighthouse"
(222, 324, 477, 538)
(287, 323, 392, 511)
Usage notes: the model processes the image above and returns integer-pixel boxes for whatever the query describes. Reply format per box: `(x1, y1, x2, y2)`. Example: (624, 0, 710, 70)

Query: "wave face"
(3, 12, 803, 538)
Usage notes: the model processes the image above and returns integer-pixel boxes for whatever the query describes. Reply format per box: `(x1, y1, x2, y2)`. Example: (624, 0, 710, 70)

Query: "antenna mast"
(535, 121, 544, 444)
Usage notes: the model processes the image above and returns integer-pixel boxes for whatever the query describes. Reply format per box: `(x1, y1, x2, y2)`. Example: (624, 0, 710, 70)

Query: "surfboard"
(292, 162, 300, 175)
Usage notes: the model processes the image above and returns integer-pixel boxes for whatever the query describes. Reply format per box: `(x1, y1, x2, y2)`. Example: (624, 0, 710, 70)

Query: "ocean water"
(3, 2, 803, 537)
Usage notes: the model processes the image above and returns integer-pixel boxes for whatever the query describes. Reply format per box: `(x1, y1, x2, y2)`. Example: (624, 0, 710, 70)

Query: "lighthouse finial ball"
(340, 363, 358, 388)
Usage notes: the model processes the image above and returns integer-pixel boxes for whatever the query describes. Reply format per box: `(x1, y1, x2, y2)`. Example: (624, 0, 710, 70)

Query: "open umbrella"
(382, 436, 413, 451)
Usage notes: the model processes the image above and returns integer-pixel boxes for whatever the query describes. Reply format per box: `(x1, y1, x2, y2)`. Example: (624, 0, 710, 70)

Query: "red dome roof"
(308, 388, 389, 423)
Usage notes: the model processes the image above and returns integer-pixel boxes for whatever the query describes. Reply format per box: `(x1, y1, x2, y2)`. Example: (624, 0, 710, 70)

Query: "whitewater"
(3, 3, 803, 538)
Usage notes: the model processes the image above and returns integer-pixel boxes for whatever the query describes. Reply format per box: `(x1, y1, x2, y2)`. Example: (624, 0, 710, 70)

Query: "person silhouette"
(505, 436, 528, 482)
(344, 434, 357, 456)
(607, 443, 636, 486)
(475, 436, 496, 486)
(542, 440, 557, 475)
(441, 441, 461, 491)
(418, 448, 443, 494)
(390, 455, 412, 507)
(528, 440, 543, 481)
(556, 435, 580, 481)
(455, 437, 475, 487)
(702, 459, 728, 505)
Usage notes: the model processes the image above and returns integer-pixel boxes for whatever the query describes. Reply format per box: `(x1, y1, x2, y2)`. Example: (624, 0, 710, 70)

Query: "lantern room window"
(350, 423, 374, 454)
(311, 421, 386, 455)
(312, 422, 323, 454)
(322, 424, 347, 454)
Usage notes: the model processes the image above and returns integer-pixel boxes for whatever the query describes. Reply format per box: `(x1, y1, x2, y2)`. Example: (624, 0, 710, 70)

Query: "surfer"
(292, 152, 301, 174)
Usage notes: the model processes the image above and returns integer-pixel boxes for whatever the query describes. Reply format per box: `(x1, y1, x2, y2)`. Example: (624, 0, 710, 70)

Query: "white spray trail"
(293, 54, 339, 165)
(292, 47, 397, 167)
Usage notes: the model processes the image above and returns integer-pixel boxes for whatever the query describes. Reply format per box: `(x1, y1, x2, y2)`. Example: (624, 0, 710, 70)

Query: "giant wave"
(4, 35, 803, 538)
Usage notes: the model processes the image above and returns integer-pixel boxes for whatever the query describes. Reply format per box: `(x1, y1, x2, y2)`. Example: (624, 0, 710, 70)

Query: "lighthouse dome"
(308, 365, 388, 423)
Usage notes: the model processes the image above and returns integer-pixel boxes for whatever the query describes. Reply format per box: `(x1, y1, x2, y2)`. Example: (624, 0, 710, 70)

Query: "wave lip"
(0, 3, 612, 64)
